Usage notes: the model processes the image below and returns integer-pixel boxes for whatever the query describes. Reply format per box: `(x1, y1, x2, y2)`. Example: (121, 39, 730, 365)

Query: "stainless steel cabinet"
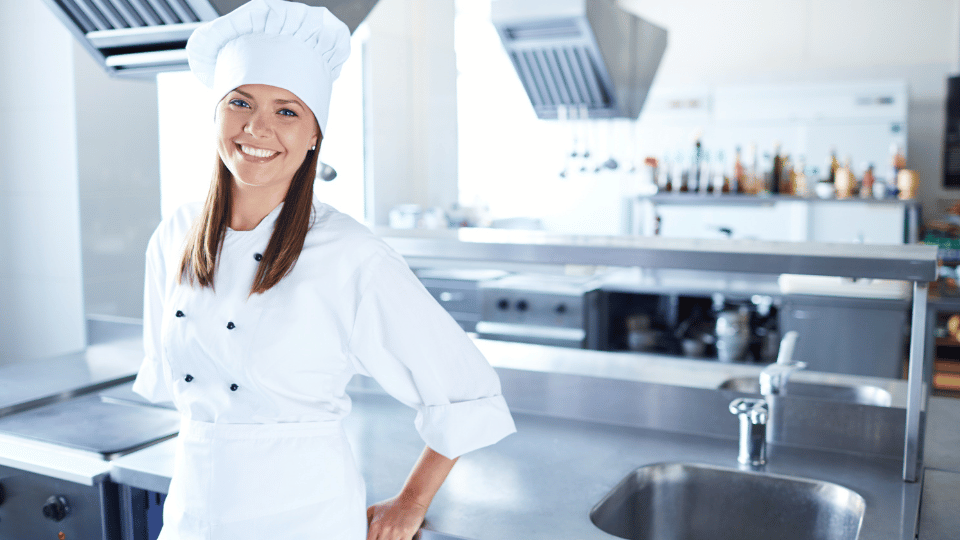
(779, 295, 909, 379)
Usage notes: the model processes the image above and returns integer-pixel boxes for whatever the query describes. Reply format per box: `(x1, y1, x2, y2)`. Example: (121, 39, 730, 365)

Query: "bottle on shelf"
(889, 143, 906, 194)
(828, 148, 840, 184)
(730, 146, 747, 193)
(835, 156, 855, 198)
(780, 153, 794, 195)
(860, 162, 875, 199)
(746, 143, 759, 194)
(714, 149, 727, 195)
(658, 152, 672, 192)
(700, 150, 712, 194)
(759, 151, 773, 195)
(771, 142, 782, 195)
(693, 138, 703, 193)
(793, 156, 809, 197)
(677, 150, 689, 192)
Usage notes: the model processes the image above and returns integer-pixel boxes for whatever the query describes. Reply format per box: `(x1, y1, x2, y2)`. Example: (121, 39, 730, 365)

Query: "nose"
(244, 109, 272, 138)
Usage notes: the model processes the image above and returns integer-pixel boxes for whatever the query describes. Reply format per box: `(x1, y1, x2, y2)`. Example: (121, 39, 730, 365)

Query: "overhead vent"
(492, 0, 667, 119)
(41, 0, 379, 78)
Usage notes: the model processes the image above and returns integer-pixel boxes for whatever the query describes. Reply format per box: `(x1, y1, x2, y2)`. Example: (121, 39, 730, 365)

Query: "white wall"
(0, 2, 86, 364)
(456, 0, 960, 233)
(364, 0, 459, 226)
(620, 0, 960, 218)
(74, 44, 161, 319)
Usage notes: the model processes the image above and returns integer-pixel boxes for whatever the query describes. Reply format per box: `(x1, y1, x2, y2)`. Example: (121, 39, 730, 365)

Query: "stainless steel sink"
(590, 462, 865, 540)
(719, 376, 892, 406)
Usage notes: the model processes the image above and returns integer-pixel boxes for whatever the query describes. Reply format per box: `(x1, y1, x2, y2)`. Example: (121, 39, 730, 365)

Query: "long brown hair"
(178, 144, 320, 295)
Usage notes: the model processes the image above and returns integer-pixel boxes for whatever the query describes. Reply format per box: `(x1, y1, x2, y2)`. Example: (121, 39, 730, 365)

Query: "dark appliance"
(477, 274, 602, 348)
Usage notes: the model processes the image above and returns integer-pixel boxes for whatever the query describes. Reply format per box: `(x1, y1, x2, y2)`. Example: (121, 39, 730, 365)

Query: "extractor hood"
(41, 0, 378, 77)
(491, 0, 667, 119)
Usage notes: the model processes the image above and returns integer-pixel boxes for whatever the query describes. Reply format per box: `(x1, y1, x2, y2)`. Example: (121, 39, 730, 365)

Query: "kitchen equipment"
(415, 268, 509, 332)
(477, 273, 602, 348)
(41, 0, 379, 77)
(491, 0, 667, 119)
(317, 161, 337, 181)
(715, 307, 750, 362)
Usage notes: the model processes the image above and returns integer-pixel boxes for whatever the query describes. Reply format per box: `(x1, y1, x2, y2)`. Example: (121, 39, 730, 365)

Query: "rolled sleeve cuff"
(132, 356, 173, 405)
(414, 395, 517, 459)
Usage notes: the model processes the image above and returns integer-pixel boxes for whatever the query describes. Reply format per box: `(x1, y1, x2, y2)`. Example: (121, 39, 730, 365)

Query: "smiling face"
(215, 84, 320, 195)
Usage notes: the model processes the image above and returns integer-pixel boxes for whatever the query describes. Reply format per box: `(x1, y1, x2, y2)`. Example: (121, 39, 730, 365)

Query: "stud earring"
(310, 145, 316, 151)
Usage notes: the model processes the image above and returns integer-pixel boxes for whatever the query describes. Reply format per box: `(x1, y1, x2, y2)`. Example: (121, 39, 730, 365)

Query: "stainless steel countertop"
(1, 335, 955, 539)
(108, 387, 927, 540)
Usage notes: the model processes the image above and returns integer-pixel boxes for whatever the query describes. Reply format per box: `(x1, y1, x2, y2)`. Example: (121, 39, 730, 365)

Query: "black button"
(226, 322, 236, 330)
(175, 310, 184, 318)
(230, 384, 239, 391)
(254, 253, 263, 261)
(184, 374, 194, 382)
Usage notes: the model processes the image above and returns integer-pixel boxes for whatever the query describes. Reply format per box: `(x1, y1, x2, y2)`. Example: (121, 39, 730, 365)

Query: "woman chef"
(131, 1, 516, 538)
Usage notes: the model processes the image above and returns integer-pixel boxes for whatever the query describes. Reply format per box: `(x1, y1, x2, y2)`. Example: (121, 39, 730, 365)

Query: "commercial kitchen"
(3, 0, 960, 539)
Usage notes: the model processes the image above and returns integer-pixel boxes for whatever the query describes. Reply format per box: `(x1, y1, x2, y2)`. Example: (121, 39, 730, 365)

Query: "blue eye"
(229, 98, 250, 108)
(278, 108, 298, 117)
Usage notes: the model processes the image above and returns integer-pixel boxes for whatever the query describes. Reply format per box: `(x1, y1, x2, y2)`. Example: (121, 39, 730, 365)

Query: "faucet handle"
(729, 397, 768, 424)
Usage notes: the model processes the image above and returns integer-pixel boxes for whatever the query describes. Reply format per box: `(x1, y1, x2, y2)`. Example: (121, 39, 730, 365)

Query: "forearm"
(399, 446, 459, 509)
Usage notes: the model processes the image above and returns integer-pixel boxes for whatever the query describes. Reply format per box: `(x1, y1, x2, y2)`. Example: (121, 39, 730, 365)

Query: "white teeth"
(240, 145, 277, 158)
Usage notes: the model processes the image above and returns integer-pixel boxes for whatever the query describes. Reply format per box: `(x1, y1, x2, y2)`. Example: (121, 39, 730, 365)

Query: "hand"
(366, 493, 428, 540)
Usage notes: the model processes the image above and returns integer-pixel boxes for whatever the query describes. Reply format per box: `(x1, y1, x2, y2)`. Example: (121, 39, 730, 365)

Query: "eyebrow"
(232, 89, 305, 109)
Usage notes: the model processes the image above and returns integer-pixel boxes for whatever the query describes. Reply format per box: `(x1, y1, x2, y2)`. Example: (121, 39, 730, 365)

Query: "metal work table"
(380, 229, 938, 484)
(106, 380, 957, 540)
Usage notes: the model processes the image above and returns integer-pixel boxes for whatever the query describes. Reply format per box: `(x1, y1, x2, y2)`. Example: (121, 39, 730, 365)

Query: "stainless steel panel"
(0, 465, 120, 540)
(379, 229, 939, 282)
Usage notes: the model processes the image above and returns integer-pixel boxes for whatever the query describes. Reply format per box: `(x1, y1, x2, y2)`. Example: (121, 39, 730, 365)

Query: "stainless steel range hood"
(41, 0, 378, 77)
(491, 0, 667, 119)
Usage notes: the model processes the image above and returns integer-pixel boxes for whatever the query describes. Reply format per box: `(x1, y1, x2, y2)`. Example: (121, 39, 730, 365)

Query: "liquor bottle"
(677, 150, 689, 192)
(780, 154, 793, 195)
(861, 163, 875, 199)
(730, 146, 746, 193)
(700, 150, 712, 194)
(771, 143, 782, 194)
(759, 151, 773, 194)
(793, 156, 808, 197)
(658, 153, 671, 192)
(693, 139, 703, 193)
(828, 149, 840, 183)
(714, 150, 727, 194)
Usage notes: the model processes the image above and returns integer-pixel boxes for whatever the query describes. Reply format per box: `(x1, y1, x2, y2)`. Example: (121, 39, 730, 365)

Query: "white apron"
(159, 418, 366, 540)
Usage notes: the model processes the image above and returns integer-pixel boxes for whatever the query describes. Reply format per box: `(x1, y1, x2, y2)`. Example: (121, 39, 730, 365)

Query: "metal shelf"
(379, 228, 938, 282)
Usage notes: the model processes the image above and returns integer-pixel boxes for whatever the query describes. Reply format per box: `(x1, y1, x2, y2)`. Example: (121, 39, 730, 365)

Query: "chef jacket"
(133, 200, 516, 540)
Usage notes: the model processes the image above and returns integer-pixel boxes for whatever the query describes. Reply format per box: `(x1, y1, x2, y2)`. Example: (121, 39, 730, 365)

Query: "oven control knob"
(516, 300, 528, 312)
(555, 303, 567, 314)
(496, 299, 509, 311)
(42, 495, 70, 522)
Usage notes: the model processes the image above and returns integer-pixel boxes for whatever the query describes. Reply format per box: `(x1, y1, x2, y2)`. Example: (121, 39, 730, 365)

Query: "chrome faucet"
(759, 331, 806, 396)
(729, 397, 769, 467)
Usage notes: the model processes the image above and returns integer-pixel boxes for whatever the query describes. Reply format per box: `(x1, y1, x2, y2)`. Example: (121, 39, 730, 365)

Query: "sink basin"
(590, 462, 865, 540)
(718, 377, 892, 406)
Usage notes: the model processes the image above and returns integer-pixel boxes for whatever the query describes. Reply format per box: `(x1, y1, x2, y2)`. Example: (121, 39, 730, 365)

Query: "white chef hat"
(186, 0, 350, 137)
